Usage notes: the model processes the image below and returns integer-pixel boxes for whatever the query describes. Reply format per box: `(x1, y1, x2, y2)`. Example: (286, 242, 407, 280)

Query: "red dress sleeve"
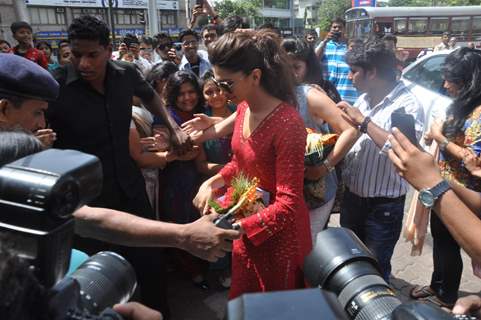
(241, 110, 307, 246)
(219, 153, 239, 185)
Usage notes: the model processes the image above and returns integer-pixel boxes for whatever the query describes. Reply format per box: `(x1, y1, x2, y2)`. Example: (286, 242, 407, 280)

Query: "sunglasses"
(211, 77, 235, 93)
(157, 43, 172, 50)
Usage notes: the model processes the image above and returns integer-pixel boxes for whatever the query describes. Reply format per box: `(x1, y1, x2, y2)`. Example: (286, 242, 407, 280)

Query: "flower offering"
(209, 173, 268, 221)
(305, 128, 338, 166)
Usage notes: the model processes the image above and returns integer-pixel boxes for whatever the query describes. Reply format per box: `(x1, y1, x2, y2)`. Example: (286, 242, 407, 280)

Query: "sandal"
(422, 294, 455, 310)
(410, 285, 436, 299)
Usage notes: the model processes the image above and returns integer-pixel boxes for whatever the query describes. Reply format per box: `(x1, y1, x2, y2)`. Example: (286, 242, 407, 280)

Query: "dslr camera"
(0, 149, 137, 320)
(228, 228, 477, 320)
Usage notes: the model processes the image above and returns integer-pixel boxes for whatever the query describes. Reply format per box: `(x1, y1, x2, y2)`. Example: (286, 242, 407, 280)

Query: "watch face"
(419, 190, 435, 207)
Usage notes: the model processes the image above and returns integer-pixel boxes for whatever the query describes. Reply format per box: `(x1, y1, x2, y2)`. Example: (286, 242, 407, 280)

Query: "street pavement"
(167, 207, 481, 319)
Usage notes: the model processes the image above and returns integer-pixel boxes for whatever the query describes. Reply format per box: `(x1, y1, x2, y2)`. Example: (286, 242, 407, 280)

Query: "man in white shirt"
(123, 33, 152, 75)
(178, 29, 211, 78)
(338, 39, 424, 282)
(433, 32, 451, 52)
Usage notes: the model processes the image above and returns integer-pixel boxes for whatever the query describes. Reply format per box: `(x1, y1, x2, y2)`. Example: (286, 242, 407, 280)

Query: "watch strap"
(360, 116, 371, 134)
(430, 179, 451, 200)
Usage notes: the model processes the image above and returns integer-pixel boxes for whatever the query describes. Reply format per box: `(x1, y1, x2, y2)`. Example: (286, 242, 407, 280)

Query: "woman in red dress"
(193, 30, 312, 299)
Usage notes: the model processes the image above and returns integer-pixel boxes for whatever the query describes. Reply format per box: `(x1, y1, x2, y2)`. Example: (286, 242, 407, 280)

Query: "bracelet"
(323, 159, 335, 172)
(439, 137, 449, 151)
(360, 116, 371, 134)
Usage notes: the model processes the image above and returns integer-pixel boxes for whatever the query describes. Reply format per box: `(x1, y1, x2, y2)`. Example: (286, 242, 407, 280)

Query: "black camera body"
(0, 149, 102, 287)
(228, 228, 476, 320)
(0, 149, 137, 320)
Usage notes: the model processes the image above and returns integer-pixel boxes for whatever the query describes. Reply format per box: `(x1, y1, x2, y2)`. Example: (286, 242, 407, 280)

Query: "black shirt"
(48, 60, 155, 213)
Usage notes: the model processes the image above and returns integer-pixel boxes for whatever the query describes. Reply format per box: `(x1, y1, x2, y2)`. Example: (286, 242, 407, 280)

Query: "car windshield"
(403, 54, 448, 97)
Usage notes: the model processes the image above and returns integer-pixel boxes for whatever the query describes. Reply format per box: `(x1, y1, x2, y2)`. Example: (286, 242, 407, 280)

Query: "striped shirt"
(320, 40, 358, 104)
(342, 81, 424, 198)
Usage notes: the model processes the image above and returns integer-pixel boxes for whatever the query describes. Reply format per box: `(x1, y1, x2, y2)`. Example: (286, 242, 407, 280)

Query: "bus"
(345, 6, 481, 60)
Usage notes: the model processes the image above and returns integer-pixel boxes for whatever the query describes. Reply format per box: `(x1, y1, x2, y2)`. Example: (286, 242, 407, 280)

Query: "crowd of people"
(1, 3, 481, 319)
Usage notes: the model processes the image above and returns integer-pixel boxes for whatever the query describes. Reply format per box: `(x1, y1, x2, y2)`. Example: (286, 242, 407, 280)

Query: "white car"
(401, 50, 453, 147)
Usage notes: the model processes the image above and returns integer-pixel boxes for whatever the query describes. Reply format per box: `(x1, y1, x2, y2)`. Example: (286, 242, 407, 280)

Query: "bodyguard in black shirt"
(47, 16, 190, 317)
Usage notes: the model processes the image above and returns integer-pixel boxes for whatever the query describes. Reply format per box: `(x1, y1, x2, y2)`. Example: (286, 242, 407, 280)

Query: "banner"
(25, 0, 178, 10)
(352, 0, 376, 6)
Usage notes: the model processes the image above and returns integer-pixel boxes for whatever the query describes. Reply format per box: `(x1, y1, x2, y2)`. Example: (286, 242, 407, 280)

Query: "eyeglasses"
(211, 77, 235, 93)
(182, 40, 198, 47)
(157, 43, 172, 50)
(140, 47, 153, 53)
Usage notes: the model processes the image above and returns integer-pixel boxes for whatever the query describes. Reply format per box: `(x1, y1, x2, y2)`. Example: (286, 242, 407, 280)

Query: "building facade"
(0, 0, 185, 47)
(256, 0, 296, 36)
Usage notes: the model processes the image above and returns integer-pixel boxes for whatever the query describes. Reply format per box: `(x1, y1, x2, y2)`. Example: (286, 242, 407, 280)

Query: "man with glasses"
(153, 32, 174, 63)
(179, 29, 211, 78)
(122, 33, 151, 75)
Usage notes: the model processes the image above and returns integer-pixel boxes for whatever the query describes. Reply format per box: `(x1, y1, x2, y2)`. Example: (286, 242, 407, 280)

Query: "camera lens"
(67, 251, 137, 314)
(305, 228, 401, 320)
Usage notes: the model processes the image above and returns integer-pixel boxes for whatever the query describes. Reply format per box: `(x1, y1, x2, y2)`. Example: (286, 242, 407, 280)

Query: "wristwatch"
(418, 180, 451, 208)
(360, 116, 371, 134)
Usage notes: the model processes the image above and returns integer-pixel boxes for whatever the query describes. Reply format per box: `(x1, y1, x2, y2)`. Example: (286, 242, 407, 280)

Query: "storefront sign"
(25, 0, 178, 10)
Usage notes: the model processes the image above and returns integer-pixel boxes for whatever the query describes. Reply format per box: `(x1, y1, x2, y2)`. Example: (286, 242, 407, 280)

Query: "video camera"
(0, 149, 137, 320)
(228, 228, 477, 320)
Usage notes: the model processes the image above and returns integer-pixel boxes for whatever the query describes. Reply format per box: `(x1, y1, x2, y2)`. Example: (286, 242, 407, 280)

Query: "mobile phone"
(196, 0, 204, 6)
(331, 31, 342, 40)
(214, 213, 235, 230)
(391, 111, 419, 147)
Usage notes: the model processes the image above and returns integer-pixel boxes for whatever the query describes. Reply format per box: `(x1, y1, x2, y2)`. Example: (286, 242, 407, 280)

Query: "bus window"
(394, 18, 407, 34)
(473, 16, 481, 38)
(347, 19, 372, 39)
(451, 16, 471, 39)
(409, 17, 428, 34)
(430, 17, 449, 35)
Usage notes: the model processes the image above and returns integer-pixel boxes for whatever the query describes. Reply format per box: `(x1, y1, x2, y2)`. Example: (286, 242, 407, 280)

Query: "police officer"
(0, 53, 57, 146)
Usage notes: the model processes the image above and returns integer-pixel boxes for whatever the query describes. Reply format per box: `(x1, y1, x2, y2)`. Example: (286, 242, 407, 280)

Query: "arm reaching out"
(74, 206, 240, 262)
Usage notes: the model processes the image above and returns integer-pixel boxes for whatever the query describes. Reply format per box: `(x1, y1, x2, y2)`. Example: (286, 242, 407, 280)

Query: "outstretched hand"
(181, 113, 215, 134)
(181, 214, 240, 262)
(170, 127, 193, 156)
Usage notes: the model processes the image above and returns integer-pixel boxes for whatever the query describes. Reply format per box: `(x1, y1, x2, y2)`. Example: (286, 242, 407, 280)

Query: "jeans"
(340, 189, 405, 281)
(430, 211, 462, 305)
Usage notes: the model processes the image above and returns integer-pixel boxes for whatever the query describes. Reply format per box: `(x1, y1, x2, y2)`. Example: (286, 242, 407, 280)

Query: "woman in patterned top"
(411, 48, 481, 308)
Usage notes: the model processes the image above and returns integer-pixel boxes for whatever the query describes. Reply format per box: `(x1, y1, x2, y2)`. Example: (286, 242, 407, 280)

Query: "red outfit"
(13, 46, 48, 69)
(220, 101, 312, 299)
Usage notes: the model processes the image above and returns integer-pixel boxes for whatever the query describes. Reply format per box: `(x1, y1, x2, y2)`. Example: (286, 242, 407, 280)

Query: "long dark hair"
(208, 30, 297, 106)
(164, 71, 204, 112)
(146, 61, 178, 88)
(281, 37, 341, 103)
(442, 47, 481, 138)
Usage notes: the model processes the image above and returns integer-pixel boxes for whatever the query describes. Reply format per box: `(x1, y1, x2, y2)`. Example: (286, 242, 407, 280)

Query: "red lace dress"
(220, 101, 312, 299)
